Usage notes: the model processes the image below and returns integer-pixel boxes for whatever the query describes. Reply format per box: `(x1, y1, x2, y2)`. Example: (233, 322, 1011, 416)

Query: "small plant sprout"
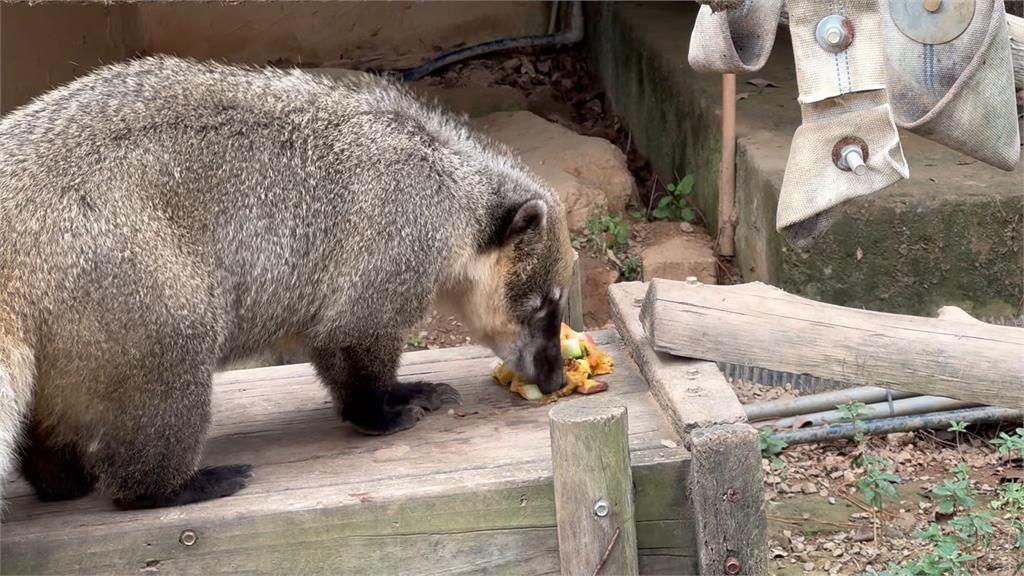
(990, 426, 1024, 456)
(929, 467, 977, 515)
(948, 420, 967, 453)
(759, 428, 787, 469)
(990, 481, 1024, 514)
(407, 335, 426, 349)
(837, 401, 869, 443)
(855, 454, 900, 511)
(620, 256, 642, 282)
(652, 175, 697, 222)
(949, 512, 995, 548)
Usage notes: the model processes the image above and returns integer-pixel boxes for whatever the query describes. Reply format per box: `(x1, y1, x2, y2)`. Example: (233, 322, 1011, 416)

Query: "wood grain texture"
(689, 424, 768, 576)
(609, 282, 747, 435)
(641, 280, 1024, 409)
(2, 331, 696, 575)
(549, 399, 638, 576)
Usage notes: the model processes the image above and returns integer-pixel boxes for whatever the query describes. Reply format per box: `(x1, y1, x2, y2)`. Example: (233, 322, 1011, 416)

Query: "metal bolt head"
(815, 15, 852, 52)
(686, 367, 700, 380)
(724, 556, 743, 575)
(840, 144, 867, 176)
(684, 276, 699, 286)
(923, 0, 942, 12)
(593, 499, 610, 517)
(825, 27, 842, 45)
(179, 529, 198, 546)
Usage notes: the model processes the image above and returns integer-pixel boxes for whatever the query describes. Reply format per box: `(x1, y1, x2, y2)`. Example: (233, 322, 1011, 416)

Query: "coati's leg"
(20, 419, 95, 502)
(87, 367, 253, 510)
(309, 334, 460, 436)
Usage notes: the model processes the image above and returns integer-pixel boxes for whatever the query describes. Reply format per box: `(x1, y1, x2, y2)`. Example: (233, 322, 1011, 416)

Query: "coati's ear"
(502, 199, 547, 245)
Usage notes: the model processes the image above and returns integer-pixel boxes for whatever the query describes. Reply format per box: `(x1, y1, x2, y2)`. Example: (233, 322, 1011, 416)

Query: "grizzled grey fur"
(0, 56, 572, 510)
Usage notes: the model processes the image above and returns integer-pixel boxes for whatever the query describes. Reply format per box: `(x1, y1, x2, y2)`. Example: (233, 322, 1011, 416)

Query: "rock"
(802, 482, 817, 494)
(472, 111, 635, 230)
(580, 256, 619, 328)
(803, 562, 815, 572)
(526, 85, 576, 127)
(638, 221, 717, 284)
(412, 82, 528, 118)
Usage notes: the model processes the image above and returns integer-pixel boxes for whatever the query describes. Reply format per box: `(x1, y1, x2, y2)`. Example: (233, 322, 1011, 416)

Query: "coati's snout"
(506, 289, 566, 394)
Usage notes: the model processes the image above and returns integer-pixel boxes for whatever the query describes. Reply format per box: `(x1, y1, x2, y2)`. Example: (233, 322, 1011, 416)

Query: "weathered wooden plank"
(609, 282, 747, 435)
(3, 330, 695, 575)
(1, 454, 692, 576)
(641, 279, 1024, 409)
(550, 399, 639, 576)
(689, 424, 768, 576)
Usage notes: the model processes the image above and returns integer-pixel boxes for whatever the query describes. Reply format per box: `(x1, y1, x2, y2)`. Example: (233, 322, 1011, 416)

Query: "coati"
(0, 56, 573, 510)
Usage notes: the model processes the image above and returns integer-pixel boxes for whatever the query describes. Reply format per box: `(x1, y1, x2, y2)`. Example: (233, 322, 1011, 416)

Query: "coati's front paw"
(386, 381, 462, 411)
(350, 405, 426, 436)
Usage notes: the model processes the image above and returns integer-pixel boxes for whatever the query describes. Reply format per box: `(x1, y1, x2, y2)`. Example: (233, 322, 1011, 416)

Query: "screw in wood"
(686, 368, 700, 380)
(593, 499, 610, 517)
(724, 556, 743, 575)
(725, 487, 741, 502)
(179, 530, 198, 546)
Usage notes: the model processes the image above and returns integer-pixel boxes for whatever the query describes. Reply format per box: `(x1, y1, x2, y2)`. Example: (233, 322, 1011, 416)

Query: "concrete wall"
(0, 2, 132, 114)
(1, 1, 549, 114)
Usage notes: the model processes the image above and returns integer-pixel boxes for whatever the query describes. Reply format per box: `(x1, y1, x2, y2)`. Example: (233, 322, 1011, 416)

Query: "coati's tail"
(0, 315, 34, 507)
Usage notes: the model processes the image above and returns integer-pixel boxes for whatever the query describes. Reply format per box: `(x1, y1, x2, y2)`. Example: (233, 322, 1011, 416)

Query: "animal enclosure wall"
(0, 1, 550, 114)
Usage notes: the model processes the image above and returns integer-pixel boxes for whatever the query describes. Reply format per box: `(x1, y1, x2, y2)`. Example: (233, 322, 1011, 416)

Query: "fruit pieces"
(493, 323, 613, 401)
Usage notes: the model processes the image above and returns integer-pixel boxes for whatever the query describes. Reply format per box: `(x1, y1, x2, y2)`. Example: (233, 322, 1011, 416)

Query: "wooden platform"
(1, 331, 696, 575)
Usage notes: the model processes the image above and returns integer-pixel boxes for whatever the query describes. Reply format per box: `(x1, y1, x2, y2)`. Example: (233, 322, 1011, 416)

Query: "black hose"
(399, 1, 583, 83)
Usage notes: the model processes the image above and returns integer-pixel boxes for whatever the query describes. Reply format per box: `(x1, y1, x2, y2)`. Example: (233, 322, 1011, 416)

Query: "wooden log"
(549, 398, 639, 576)
(689, 424, 768, 576)
(608, 282, 746, 435)
(640, 279, 1024, 409)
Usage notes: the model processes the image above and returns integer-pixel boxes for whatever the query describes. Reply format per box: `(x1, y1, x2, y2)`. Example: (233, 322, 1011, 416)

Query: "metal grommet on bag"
(815, 14, 854, 52)
(832, 137, 869, 175)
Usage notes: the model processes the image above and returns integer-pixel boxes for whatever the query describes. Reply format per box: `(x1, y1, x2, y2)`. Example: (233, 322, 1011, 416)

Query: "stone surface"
(472, 111, 636, 230)
(580, 255, 619, 328)
(639, 221, 717, 284)
(587, 2, 1023, 316)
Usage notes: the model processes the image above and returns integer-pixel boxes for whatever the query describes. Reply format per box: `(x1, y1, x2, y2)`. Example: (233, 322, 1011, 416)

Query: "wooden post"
(564, 249, 585, 331)
(689, 424, 768, 576)
(717, 73, 737, 257)
(549, 398, 639, 576)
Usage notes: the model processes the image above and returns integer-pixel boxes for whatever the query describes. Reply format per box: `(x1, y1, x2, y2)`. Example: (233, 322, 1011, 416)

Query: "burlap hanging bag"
(688, 0, 786, 74)
(880, 0, 1020, 171)
(777, 0, 909, 248)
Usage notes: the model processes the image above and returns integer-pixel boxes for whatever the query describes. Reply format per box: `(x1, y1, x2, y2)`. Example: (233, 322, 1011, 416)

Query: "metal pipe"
(772, 407, 1023, 445)
(744, 386, 917, 421)
(763, 395, 979, 430)
(400, 1, 584, 83)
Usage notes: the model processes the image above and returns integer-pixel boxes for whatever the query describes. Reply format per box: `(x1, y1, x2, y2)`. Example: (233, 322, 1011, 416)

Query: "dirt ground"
(737, 382, 1024, 576)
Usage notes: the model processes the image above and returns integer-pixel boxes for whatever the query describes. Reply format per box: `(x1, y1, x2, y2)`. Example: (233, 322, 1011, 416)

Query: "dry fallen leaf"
(747, 78, 780, 92)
